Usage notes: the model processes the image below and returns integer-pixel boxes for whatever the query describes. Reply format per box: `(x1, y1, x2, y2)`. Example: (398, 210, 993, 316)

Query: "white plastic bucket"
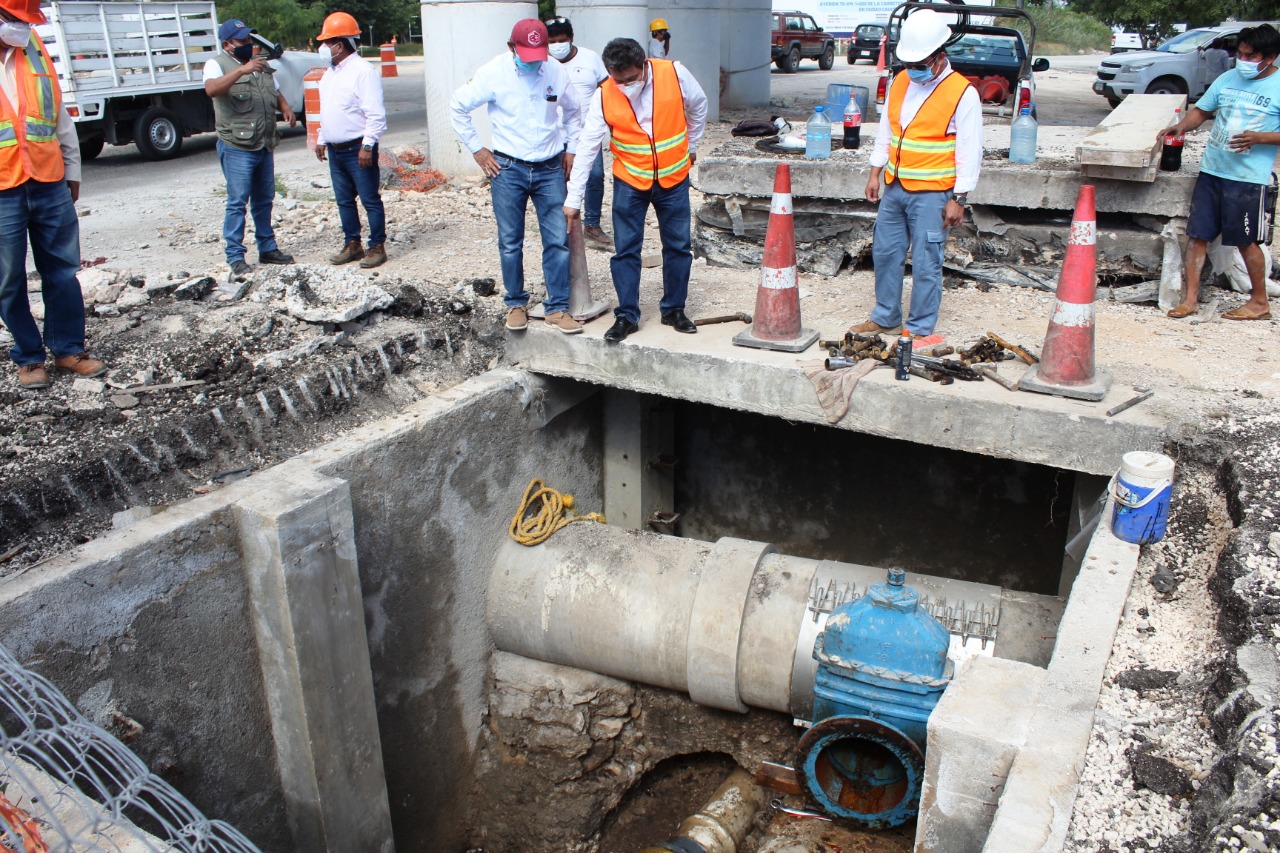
(1111, 451, 1175, 545)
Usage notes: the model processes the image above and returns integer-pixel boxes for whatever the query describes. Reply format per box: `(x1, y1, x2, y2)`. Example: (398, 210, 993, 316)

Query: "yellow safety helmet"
(650, 18, 669, 32)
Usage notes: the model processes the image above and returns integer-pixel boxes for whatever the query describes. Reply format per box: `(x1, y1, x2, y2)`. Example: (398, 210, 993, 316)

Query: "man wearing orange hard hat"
(314, 11, 388, 269)
(0, 0, 108, 390)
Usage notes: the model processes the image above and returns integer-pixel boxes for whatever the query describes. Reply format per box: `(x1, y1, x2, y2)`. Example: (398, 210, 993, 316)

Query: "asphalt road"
(79, 53, 1110, 200)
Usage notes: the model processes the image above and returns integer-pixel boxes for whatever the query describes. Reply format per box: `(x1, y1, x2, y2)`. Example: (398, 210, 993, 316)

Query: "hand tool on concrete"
(1105, 387, 1154, 417)
(910, 364, 953, 384)
(912, 353, 984, 381)
(694, 312, 752, 326)
(987, 331, 1039, 364)
(974, 363, 1020, 392)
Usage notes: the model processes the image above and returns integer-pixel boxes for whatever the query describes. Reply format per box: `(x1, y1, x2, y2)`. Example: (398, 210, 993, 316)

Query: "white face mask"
(0, 21, 31, 48)
(548, 42, 572, 61)
(1236, 58, 1271, 80)
(317, 44, 332, 64)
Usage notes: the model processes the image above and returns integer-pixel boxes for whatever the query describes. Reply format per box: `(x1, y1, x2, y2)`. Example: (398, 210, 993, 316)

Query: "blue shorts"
(1187, 171, 1270, 247)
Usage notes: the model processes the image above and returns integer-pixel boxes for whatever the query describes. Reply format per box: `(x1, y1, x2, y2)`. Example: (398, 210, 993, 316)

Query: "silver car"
(1092, 24, 1250, 109)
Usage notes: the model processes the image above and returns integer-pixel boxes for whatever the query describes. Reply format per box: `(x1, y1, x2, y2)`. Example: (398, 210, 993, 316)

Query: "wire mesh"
(0, 643, 260, 852)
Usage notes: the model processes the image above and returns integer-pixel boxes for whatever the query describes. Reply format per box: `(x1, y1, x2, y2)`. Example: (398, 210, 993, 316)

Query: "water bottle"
(805, 106, 831, 160)
(1160, 107, 1184, 172)
(843, 94, 862, 150)
(1009, 104, 1038, 164)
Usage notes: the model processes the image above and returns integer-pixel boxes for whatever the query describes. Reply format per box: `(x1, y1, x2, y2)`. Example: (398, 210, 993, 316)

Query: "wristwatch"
(951, 192, 968, 205)
(361, 143, 374, 152)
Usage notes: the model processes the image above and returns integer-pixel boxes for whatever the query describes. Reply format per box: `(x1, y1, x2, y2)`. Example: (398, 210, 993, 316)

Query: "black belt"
(493, 150, 561, 167)
(328, 138, 365, 151)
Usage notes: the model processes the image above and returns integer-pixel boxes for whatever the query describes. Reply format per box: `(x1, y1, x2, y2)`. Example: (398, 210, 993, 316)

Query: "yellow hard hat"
(650, 18, 669, 32)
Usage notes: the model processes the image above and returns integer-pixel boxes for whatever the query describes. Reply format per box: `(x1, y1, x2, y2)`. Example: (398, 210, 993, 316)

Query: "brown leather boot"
(330, 240, 364, 265)
(53, 352, 107, 377)
(359, 243, 387, 269)
(18, 363, 50, 390)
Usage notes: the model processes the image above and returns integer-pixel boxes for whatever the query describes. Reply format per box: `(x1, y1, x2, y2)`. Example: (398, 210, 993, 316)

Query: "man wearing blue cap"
(203, 18, 296, 277)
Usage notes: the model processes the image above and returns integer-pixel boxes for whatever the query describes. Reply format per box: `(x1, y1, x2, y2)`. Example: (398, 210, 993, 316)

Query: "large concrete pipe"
(646, 0, 722, 121)
(554, 0, 650, 55)
(487, 525, 1012, 718)
(421, 0, 537, 175)
(718, 0, 772, 109)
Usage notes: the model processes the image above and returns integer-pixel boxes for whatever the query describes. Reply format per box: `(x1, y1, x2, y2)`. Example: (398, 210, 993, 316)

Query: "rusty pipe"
(639, 769, 767, 853)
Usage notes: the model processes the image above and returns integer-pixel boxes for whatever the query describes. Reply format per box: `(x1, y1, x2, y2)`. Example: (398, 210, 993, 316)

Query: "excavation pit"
(0, 319, 1187, 850)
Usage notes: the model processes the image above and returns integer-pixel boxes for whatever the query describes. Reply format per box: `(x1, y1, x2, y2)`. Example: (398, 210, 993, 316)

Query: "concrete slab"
(1077, 94, 1186, 170)
(507, 326, 1171, 476)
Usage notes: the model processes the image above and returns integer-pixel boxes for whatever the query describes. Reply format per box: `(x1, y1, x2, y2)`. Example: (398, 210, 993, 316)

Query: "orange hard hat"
(0, 0, 47, 25)
(317, 11, 360, 41)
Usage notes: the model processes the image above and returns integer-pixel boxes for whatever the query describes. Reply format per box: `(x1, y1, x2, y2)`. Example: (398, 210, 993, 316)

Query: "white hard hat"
(896, 9, 952, 63)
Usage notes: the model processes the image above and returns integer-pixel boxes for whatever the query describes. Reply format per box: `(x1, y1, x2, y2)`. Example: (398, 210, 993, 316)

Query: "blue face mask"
(514, 55, 542, 75)
(907, 65, 937, 84)
(1236, 59, 1270, 80)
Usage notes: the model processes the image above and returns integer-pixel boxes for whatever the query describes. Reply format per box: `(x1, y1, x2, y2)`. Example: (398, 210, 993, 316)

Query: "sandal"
(1166, 304, 1196, 319)
(1222, 306, 1273, 321)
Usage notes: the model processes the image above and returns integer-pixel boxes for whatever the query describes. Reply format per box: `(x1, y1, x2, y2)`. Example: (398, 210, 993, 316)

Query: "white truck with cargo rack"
(34, 1, 323, 161)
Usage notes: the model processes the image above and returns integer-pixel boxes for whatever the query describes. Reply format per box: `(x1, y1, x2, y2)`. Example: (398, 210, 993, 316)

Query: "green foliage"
(1066, 0, 1231, 46)
(215, 0, 324, 49)
(1003, 2, 1112, 53)
(1235, 0, 1280, 21)
(538, 0, 557, 21)
(302, 0, 420, 45)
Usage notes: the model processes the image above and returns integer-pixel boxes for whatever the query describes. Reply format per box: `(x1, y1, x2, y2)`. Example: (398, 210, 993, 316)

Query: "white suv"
(1093, 24, 1252, 108)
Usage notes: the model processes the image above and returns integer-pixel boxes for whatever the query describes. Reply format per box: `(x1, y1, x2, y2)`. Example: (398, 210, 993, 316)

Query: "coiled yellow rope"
(509, 478, 606, 546)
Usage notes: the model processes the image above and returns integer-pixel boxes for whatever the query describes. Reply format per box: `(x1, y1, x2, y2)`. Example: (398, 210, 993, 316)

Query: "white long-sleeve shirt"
(565, 60, 707, 209)
(870, 63, 983, 194)
(0, 43, 80, 182)
(316, 53, 387, 147)
(450, 52, 582, 163)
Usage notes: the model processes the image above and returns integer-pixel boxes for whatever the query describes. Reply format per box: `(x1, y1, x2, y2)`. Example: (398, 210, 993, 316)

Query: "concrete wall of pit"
(0, 370, 603, 851)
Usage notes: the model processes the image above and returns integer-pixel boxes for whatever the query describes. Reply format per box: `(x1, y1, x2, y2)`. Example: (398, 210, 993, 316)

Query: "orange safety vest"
(600, 59, 689, 190)
(0, 34, 65, 190)
(885, 70, 970, 192)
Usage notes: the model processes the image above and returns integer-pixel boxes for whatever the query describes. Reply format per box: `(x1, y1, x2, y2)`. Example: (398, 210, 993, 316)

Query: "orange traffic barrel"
(380, 43, 397, 78)
(304, 67, 324, 151)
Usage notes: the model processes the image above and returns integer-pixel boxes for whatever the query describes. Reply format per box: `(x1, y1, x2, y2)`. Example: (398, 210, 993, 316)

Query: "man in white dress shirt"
(314, 12, 389, 269)
(855, 9, 982, 339)
(564, 37, 707, 343)
(450, 19, 585, 335)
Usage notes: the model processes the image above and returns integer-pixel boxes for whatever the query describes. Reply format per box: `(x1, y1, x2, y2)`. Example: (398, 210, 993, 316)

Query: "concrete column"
(422, 0, 538, 176)
(233, 470, 393, 853)
(719, 0, 772, 108)
(554, 0, 649, 54)
(602, 389, 674, 531)
(648, 0, 722, 120)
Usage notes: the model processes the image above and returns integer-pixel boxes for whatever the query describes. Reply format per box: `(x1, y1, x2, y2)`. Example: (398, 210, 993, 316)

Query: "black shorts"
(1187, 171, 1270, 247)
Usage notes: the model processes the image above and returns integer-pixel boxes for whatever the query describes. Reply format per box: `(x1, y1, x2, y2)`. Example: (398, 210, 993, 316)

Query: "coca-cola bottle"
(1160, 107, 1184, 172)
(843, 93, 862, 150)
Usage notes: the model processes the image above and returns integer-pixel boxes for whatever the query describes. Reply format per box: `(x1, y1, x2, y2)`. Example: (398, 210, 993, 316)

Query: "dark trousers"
(610, 177, 692, 323)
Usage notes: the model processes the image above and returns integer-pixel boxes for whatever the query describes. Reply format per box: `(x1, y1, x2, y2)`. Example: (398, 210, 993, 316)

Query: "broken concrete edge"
(506, 332, 1170, 477)
(982, 492, 1141, 853)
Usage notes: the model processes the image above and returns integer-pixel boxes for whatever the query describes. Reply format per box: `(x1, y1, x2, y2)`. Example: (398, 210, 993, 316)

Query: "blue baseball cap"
(217, 19, 254, 42)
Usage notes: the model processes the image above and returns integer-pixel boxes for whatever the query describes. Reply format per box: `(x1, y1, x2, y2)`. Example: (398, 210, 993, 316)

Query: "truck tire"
(847, 47, 857, 65)
(1106, 96, 1122, 109)
(781, 45, 800, 73)
(134, 107, 183, 160)
(1145, 77, 1186, 96)
(819, 43, 835, 70)
(78, 135, 104, 161)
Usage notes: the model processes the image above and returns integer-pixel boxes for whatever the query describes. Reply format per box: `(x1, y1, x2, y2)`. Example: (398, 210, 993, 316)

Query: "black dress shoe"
(661, 309, 697, 333)
(259, 249, 294, 265)
(604, 317, 639, 343)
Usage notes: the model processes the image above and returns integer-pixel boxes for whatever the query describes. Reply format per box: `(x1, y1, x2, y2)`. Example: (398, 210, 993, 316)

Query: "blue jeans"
(328, 144, 385, 247)
(217, 141, 279, 264)
(490, 153, 570, 315)
(0, 179, 85, 366)
(611, 177, 692, 324)
(584, 152, 605, 228)
(871, 180, 950, 335)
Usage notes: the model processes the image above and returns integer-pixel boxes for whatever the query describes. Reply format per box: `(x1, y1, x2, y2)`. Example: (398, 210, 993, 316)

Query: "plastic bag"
(1207, 236, 1279, 297)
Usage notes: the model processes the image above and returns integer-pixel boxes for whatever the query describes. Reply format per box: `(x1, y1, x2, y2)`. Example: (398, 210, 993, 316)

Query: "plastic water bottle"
(805, 106, 831, 160)
(1160, 107, 1184, 172)
(1009, 104, 1038, 164)
(843, 94, 862, 150)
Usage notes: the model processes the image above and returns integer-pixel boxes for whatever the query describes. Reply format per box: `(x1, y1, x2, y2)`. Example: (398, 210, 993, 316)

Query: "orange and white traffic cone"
(876, 34, 887, 73)
(303, 68, 324, 152)
(1018, 184, 1113, 401)
(733, 162, 819, 352)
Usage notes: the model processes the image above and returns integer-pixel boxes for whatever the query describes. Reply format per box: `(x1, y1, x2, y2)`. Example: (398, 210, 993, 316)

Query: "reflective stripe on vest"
(0, 35, 65, 188)
(885, 70, 970, 192)
(601, 59, 689, 190)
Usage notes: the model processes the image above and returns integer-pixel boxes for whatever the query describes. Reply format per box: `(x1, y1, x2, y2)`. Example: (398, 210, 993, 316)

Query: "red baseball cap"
(510, 19, 549, 61)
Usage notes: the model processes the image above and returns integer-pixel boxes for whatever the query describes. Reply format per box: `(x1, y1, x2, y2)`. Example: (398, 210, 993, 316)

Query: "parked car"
(771, 11, 836, 72)
(1092, 23, 1261, 108)
(879, 3, 1048, 120)
(1111, 29, 1143, 53)
(847, 22, 895, 64)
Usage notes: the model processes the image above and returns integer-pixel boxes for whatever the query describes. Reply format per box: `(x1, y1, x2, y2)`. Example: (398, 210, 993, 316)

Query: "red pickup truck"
(772, 11, 837, 73)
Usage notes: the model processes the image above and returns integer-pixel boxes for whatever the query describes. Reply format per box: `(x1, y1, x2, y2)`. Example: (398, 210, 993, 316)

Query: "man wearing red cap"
(449, 19, 584, 334)
(0, 0, 107, 390)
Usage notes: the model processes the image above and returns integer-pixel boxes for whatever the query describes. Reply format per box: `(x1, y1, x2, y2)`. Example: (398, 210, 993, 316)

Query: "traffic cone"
(876, 34, 887, 73)
(1018, 184, 1113, 401)
(529, 219, 611, 322)
(303, 68, 324, 152)
(733, 163, 819, 352)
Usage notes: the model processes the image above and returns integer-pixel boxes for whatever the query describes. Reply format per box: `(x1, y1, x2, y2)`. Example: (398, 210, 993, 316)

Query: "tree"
(303, 0, 420, 45)
(1068, 0, 1230, 46)
(216, 0, 325, 49)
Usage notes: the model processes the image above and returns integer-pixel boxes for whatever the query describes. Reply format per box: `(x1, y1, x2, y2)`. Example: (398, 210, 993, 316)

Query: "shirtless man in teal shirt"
(1159, 23, 1280, 321)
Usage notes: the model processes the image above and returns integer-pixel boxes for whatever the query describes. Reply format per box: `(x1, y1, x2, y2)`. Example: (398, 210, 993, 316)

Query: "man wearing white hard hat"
(852, 8, 982, 339)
